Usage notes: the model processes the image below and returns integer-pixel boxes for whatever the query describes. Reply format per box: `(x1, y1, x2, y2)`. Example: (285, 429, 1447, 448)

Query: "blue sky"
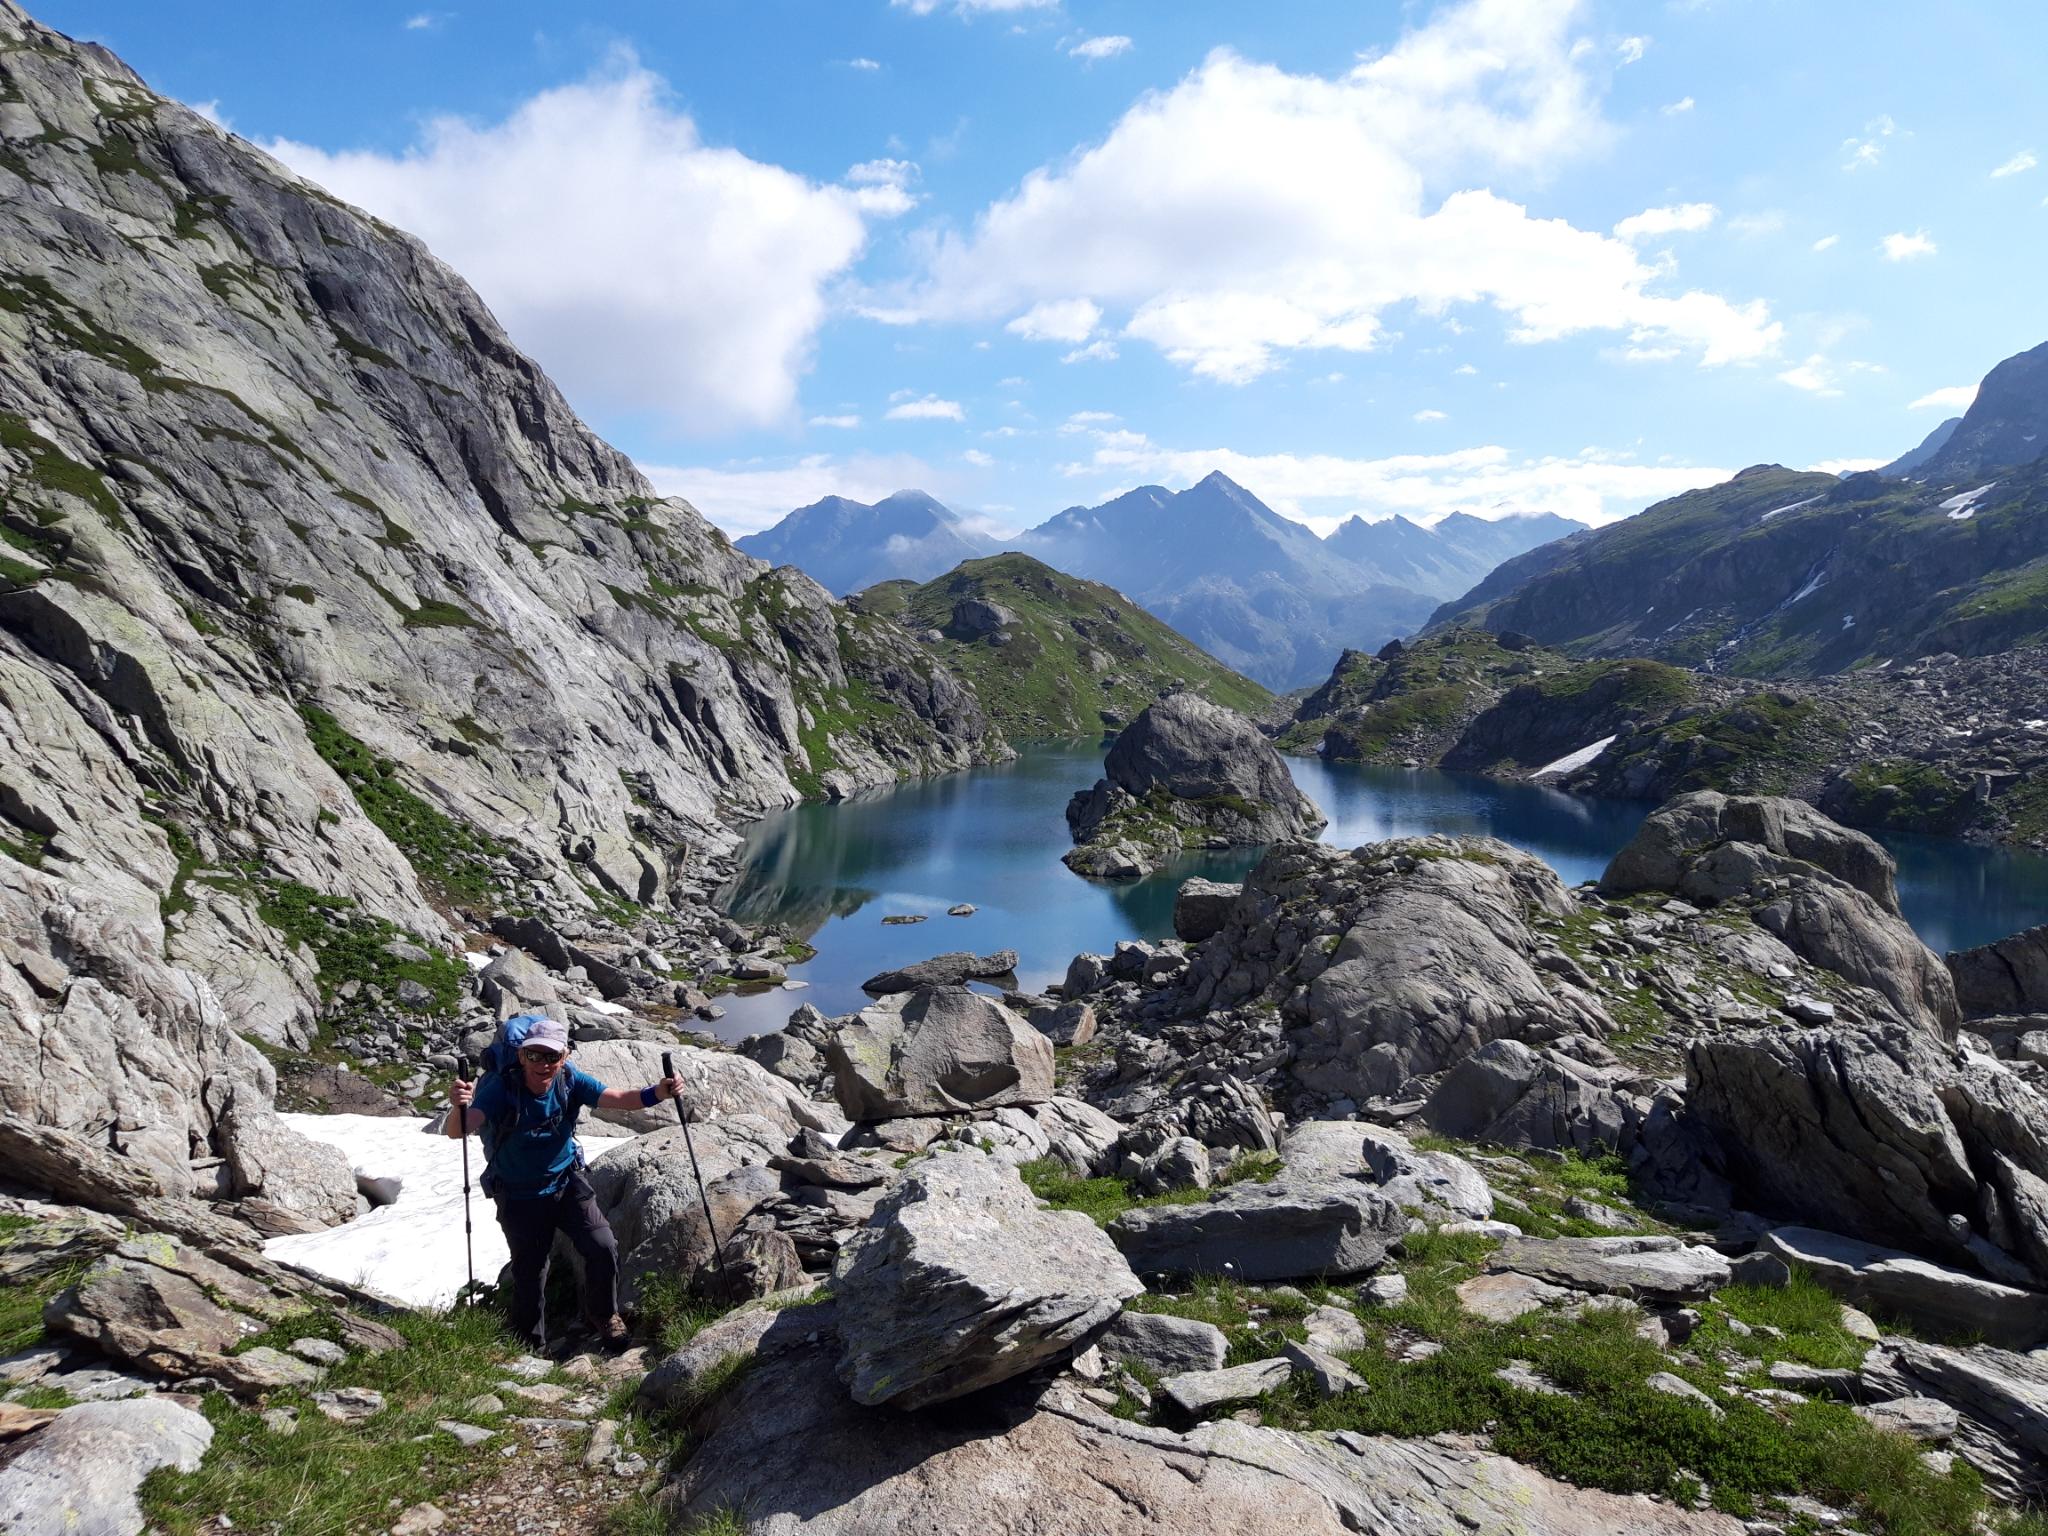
(40, 0, 2048, 535)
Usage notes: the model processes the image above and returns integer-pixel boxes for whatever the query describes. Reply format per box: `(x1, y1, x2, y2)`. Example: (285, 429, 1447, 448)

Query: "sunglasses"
(518, 1048, 564, 1065)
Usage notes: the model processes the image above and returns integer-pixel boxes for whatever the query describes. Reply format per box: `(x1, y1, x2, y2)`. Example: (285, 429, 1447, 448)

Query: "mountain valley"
(3, 8, 2048, 1536)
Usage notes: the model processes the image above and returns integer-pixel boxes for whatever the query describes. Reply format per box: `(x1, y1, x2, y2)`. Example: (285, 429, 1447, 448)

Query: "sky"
(38, 0, 2048, 537)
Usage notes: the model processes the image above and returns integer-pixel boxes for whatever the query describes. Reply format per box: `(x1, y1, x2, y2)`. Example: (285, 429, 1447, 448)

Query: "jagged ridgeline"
(0, 5, 1000, 1190)
(1431, 451, 2048, 675)
(851, 552, 1273, 737)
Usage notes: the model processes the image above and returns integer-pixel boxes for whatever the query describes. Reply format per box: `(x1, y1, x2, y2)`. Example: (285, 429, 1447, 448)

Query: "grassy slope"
(1280, 630, 1698, 767)
(1437, 462, 2048, 678)
(1276, 631, 1514, 757)
(1018, 1146, 2029, 1535)
(853, 552, 1272, 738)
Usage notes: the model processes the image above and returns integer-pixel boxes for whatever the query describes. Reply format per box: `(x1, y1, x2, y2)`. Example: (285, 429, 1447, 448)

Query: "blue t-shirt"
(473, 1063, 607, 1199)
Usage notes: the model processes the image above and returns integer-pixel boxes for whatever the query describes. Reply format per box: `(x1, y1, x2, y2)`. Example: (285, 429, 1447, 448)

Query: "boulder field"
(8, 789, 2048, 1529)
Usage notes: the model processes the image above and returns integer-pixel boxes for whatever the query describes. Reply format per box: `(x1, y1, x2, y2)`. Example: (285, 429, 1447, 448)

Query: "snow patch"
(1531, 735, 1616, 781)
(1789, 569, 1827, 604)
(463, 951, 493, 972)
(1938, 482, 1997, 520)
(1758, 495, 1823, 523)
(262, 1112, 632, 1308)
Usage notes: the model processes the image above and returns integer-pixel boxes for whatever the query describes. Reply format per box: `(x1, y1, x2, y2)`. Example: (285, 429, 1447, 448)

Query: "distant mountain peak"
(1913, 338, 2048, 482)
(736, 489, 997, 595)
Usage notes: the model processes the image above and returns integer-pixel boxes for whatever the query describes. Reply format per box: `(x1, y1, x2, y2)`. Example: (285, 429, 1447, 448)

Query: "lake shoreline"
(709, 744, 2048, 1040)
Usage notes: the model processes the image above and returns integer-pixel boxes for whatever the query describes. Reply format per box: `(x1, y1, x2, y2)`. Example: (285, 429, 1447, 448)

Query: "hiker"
(446, 1016, 684, 1348)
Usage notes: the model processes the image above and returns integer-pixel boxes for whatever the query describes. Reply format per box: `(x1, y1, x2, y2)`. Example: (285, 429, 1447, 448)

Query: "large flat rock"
(1107, 1171, 1405, 1283)
(1761, 1226, 2048, 1350)
(1159, 1358, 1291, 1418)
(831, 1151, 1141, 1409)
(861, 950, 1019, 994)
(1100, 1311, 1229, 1377)
(1483, 1235, 1730, 1300)
(1861, 1337, 2048, 1504)
(0, 1397, 212, 1536)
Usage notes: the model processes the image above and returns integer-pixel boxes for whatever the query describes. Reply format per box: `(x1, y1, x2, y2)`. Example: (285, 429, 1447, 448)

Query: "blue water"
(711, 743, 2048, 1040)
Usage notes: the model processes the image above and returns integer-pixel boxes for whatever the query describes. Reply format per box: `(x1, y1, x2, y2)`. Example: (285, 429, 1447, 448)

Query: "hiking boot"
(601, 1313, 631, 1348)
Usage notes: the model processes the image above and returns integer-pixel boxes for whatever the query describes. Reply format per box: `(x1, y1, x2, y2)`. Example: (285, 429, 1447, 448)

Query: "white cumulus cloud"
(1613, 202, 1717, 242)
(1777, 355, 1842, 397)
(886, 395, 966, 421)
(1661, 96, 1694, 115)
(1811, 234, 1839, 252)
(1615, 35, 1648, 63)
(1413, 408, 1449, 422)
(962, 448, 995, 467)
(1908, 384, 1977, 413)
(880, 0, 1778, 384)
(1062, 339, 1119, 363)
(1991, 149, 2037, 179)
(1006, 297, 1102, 343)
(265, 55, 877, 434)
(1842, 113, 1898, 171)
(809, 414, 861, 428)
(843, 158, 922, 215)
(1880, 229, 1936, 261)
(1070, 35, 1133, 62)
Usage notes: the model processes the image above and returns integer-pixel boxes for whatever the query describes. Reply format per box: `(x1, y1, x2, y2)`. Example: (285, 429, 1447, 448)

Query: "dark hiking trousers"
(493, 1168, 619, 1347)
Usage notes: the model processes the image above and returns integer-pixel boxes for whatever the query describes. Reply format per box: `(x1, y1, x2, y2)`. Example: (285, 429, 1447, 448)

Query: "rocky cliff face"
(1914, 338, 2048, 483)
(0, 3, 1000, 1208)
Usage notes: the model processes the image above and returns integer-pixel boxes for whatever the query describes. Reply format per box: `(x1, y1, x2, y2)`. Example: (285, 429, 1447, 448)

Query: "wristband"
(639, 1084, 660, 1108)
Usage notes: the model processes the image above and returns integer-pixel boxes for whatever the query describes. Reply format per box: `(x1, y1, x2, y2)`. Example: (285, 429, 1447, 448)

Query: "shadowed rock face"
(1687, 1021, 2048, 1291)
(1948, 922, 2048, 1018)
(0, 2, 999, 1196)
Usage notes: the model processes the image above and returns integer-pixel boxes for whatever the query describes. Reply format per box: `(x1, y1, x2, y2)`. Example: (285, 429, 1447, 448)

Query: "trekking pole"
(458, 1053, 476, 1307)
(662, 1051, 731, 1294)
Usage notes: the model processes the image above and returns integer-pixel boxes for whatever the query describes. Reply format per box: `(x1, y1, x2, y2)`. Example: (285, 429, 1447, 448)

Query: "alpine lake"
(710, 741, 2048, 1041)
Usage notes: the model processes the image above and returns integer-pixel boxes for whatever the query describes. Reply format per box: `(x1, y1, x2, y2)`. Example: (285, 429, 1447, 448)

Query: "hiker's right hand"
(449, 1075, 474, 1110)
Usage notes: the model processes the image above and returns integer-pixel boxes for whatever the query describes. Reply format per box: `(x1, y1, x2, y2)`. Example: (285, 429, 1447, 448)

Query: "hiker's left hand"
(656, 1072, 684, 1103)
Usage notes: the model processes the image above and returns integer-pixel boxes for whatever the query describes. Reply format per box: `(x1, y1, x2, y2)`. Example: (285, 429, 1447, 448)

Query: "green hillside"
(1431, 460, 2048, 676)
(852, 553, 1272, 738)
